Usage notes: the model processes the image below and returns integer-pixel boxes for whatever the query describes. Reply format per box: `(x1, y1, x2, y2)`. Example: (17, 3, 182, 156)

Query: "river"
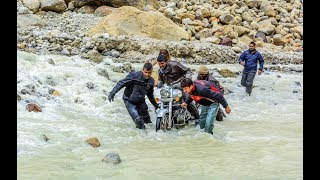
(17, 50, 303, 179)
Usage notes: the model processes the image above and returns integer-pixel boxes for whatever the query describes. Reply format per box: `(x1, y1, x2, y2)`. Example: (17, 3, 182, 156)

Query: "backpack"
(194, 80, 222, 94)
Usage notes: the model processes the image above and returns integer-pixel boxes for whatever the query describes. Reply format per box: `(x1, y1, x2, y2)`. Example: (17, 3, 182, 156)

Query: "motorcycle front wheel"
(156, 114, 170, 132)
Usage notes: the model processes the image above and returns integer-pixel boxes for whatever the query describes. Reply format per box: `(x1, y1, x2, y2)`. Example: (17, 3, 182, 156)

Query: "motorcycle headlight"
(160, 88, 170, 98)
(172, 89, 183, 99)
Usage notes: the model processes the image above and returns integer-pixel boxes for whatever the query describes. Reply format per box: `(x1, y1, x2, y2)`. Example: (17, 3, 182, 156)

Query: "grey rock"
(97, 68, 109, 79)
(86, 82, 96, 90)
(102, 152, 121, 164)
(47, 58, 55, 65)
(18, 7, 32, 14)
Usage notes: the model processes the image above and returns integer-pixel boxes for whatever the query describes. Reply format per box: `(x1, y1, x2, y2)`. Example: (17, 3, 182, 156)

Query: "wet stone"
(102, 152, 121, 164)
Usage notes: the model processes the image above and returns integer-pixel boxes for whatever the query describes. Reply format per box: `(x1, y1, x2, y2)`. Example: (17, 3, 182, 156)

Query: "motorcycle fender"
(156, 109, 168, 118)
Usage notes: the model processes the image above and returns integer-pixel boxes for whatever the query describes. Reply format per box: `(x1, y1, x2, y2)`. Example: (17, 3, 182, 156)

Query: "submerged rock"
(17, 94, 22, 101)
(86, 137, 100, 147)
(26, 103, 42, 112)
(218, 69, 236, 78)
(102, 152, 121, 164)
(41, 134, 49, 141)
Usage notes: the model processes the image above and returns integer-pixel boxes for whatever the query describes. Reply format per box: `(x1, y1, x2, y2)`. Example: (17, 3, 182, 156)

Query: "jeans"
(199, 103, 219, 134)
(241, 70, 256, 95)
(124, 100, 150, 125)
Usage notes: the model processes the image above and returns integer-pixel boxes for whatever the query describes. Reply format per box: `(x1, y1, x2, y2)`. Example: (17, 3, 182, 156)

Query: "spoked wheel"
(156, 114, 169, 132)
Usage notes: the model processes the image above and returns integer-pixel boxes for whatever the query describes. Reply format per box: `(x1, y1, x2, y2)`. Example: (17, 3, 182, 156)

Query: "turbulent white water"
(17, 50, 303, 179)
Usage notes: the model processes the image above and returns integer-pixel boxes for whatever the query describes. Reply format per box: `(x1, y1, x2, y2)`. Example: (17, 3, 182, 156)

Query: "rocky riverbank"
(17, 0, 303, 65)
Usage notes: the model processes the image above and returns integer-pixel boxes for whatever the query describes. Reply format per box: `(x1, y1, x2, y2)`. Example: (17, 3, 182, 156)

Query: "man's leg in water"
(138, 102, 152, 124)
(245, 71, 256, 95)
(241, 70, 256, 95)
(204, 103, 219, 135)
(124, 100, 145, 129)
(241, 69, 248, 87)
(187, 102, 200, 120)
(199, 105, 208, 129)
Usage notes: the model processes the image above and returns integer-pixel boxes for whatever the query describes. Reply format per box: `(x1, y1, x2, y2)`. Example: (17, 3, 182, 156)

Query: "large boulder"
(88, 6, 190, 41)
(257, 19, 275, 35)
(94, 6, 115, 16)
(22, 0, 40, 12)
(40, 0, 67, 12)
(17, 14, 46, 27)
(290, 25, 303, 38)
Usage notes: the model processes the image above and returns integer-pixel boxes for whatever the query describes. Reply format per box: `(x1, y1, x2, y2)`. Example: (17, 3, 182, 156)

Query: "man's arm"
(258, 52, 264, 71)
(108, 72, 134, 100)
(185, 94, 193, 104)
(238, 51, 246, 64)
(157, 70, 165, 88)
(181, 94, 193, 108)
(202, 88, 228, 108)
(147, 84, 158, 108)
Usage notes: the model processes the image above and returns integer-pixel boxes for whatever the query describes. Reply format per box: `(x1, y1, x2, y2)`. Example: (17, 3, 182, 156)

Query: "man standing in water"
(197, 65, 226, 121)
(108, 62, 158, 129)
(180, 78, 231, 135)
(238, 41, 264, 95)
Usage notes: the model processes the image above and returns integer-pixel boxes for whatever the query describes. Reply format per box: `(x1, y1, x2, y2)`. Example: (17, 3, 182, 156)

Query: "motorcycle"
(154, 83, 195, 132)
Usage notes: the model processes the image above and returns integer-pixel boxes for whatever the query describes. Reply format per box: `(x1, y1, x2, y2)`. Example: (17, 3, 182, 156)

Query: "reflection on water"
(17, 51, 303, 179)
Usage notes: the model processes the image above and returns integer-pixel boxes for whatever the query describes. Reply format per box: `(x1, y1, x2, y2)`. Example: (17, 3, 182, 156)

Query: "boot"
(135, 118, 146, 129)
(216, 113, 223, 121)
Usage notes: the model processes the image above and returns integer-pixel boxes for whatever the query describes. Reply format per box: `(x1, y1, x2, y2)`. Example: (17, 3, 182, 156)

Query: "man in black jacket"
(180, 78, 231, 135)
(108, 63, 158, 129)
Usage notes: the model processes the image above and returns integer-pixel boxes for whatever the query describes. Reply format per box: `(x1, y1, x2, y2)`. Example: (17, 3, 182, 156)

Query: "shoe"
(135, 118, 146, 129)
(136, 123, 146, 129)
(144, 119, 152, 124)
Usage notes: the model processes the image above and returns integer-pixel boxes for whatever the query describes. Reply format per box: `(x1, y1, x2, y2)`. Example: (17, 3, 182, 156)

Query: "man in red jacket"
(180, 78, 231, 135)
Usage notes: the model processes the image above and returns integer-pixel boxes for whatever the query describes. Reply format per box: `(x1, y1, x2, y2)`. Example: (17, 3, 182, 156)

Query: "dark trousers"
(241, 70, 256, 95)
(124, 100, 150, 125)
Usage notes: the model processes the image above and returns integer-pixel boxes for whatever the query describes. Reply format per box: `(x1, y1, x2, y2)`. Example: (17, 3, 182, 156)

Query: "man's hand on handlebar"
(181, 102, 187, 108)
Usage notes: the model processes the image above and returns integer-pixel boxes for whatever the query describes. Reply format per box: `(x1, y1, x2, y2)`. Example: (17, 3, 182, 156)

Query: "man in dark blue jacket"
(180, 78, 231, 135)
(238, 41, 264, 95)
(108, 63, 158, 129)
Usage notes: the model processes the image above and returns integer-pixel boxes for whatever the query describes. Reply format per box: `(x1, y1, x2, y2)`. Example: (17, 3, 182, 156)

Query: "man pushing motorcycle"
(108, 62, 158, 129)
(180, 78, 231, 135)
